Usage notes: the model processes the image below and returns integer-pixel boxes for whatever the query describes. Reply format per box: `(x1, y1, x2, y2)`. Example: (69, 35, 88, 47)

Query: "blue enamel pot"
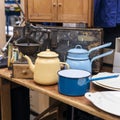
(58, 69, 91, 96)
(66, 42, 113, 73)
(58, 69, 119, 96)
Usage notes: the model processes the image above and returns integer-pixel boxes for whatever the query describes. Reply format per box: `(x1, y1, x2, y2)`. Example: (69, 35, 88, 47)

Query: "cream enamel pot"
(24, 49, 69, 85)
(58, 69, 119, 96)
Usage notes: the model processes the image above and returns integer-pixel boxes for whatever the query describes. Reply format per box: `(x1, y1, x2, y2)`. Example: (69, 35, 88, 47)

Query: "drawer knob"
(22, 70, 27, 75)
(58, 3, 62, 7)
(53, 3, 56, 7)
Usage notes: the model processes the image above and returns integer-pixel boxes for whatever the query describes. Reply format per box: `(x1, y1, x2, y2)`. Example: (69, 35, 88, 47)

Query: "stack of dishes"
(85, 91, 120, 116)
(85, 72, 120, 116)
(92, 72, 120, 90)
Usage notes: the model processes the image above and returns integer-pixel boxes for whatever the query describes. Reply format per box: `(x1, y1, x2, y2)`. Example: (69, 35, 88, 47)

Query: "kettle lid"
(68, 45, 88, 54)
(37, 49, 58, 57)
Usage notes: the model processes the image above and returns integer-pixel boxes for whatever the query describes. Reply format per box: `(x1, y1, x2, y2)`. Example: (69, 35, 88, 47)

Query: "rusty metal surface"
(13, 26, 103, 73)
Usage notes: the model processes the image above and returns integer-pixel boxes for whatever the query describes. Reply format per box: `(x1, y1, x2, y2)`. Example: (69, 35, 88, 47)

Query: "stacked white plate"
(85, 72, 120, 116)
(92, 72, 120, 90)
(85, 91, 120, 116)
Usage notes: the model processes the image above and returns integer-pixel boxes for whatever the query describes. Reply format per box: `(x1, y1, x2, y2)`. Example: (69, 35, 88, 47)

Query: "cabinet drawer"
(12, 64, 33, 79)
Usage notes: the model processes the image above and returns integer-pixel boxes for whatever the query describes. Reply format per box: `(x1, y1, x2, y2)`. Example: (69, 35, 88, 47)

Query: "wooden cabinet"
(24, 0, 93, 27)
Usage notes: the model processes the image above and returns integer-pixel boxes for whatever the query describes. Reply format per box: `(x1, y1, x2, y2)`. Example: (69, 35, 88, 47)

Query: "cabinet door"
(58, 0, 93, 26)
(27, 0, 57, 22)
(25, 0, 93, 26)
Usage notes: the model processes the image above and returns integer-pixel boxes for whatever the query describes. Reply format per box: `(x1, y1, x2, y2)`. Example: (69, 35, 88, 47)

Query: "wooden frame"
(0, 1, 6, 50)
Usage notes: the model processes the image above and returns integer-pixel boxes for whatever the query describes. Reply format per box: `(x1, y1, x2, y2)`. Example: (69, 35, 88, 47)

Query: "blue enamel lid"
(68, 45, 88, 54)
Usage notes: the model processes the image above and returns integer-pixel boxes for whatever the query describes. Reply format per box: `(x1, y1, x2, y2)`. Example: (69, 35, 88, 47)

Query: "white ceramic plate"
(85, 91, 120, 116)
(92, 72, 120, 90)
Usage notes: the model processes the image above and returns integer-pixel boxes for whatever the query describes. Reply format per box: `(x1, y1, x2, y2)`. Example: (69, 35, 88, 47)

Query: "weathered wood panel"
(0, 1, 6, 52)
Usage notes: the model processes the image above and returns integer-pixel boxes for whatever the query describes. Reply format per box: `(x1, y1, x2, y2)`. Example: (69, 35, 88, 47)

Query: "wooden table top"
(0, 68, 120, 120)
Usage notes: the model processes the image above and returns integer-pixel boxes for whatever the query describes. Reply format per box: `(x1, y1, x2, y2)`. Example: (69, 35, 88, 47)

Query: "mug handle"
(60, 62, 69, 69)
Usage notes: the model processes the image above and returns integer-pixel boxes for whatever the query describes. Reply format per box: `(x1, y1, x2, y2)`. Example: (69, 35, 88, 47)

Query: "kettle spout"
(24, 55, 35, 73)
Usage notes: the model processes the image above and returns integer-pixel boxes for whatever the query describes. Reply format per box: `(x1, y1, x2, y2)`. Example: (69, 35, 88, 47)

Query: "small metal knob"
(58, 3, 62, 7)
(53, 3, 56, 7)
(22, 70, 27, 75)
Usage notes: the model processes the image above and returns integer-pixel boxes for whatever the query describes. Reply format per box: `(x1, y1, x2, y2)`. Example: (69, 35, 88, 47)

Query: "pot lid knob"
(37, 49, 58, 57)
(68, 45, 88, 54)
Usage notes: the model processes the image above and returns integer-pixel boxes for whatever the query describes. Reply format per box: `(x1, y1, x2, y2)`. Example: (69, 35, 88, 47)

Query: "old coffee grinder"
(11, 22, 53, 78)
(14, 22, 51, 60)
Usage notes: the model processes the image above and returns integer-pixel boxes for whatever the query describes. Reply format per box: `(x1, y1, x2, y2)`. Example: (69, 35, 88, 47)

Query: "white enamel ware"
(85, 91, 120, 116)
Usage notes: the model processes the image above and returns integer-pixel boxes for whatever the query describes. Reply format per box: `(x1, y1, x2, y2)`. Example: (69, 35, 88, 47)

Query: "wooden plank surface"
(0, 78, 11, 120)
(0, 1, 6, 51)
(0, 68, 120, 120)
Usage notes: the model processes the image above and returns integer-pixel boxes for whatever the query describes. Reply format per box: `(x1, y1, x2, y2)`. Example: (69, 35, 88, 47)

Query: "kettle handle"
(60, 62, 70, 69)
(91, 50, 113, 64)
(89, 42, 112, 53)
